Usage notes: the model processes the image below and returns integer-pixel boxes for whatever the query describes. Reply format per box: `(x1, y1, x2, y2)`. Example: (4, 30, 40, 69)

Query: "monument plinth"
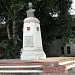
(21, 2, 46, 60)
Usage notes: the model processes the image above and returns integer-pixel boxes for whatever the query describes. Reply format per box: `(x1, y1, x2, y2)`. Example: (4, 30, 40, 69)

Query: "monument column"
(21, 2, 46, 60)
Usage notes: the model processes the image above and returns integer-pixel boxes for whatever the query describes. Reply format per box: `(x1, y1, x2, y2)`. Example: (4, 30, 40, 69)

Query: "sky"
(70, 0, 75, 15)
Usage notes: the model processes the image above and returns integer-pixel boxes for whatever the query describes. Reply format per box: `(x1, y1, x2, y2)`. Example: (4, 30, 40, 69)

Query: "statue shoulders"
(26, 8, 35, 13)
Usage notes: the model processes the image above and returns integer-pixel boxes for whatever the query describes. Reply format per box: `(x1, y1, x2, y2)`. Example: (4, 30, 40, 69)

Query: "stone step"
(0, 70, 43, 73)
(0, 65, 65, 74)
(0, 73, 42, 75)
(59, 59, 75, 70)
(0, 59, 59, 67)
(0, 59, 66, 75)
(43, 65, 65, 73)
(0, 65, 42, 70)
(0, 65, 42, 68)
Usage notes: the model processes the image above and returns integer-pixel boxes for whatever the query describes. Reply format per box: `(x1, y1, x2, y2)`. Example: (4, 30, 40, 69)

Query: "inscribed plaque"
(25, 36, 33, 47)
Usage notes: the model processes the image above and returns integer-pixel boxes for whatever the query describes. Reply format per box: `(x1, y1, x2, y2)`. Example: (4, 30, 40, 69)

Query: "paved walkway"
(67, 70, 75, 75)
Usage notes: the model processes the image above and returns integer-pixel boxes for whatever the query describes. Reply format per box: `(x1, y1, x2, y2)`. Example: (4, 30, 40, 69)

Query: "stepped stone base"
(0, 58, 66, 75)
(1, 57, 75, 75)
(21, 49, 46, 60)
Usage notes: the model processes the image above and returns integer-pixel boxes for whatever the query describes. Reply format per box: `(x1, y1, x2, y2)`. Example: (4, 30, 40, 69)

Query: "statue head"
(28, 2, 33, 9)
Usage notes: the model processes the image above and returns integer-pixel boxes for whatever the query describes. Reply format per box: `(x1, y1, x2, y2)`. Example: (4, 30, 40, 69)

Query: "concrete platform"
(0, 58, 67, 75)
(0, 57, 75, 75)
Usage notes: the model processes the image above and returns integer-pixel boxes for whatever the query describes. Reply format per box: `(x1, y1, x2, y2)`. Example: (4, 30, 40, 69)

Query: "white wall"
(49, 38, 75, 56)
(64, 41, 75, 56)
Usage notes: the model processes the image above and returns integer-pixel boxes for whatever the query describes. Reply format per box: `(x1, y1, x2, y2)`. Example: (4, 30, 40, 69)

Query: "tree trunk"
(6, 24, 12, 40)
(12, 6, 18, 46)
(13, 20, 17, 46)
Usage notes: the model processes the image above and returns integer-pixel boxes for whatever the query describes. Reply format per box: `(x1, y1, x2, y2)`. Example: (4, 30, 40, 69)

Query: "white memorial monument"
(21, 2, 46, 60)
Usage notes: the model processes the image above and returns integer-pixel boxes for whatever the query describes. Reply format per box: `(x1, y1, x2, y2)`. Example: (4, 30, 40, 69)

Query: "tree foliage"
(0, 0, 73, 58)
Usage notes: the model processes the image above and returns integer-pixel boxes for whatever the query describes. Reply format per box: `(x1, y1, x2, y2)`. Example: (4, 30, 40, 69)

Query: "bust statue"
(26, 2, 35, 17)
(28, 2, 33, 9)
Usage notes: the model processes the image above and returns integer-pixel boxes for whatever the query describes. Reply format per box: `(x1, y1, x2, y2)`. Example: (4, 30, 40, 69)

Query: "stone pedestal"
(21, 17, 46, 60)
(21, 2, 46, 60)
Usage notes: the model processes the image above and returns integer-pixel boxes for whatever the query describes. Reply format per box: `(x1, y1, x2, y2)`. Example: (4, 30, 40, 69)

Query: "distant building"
(47, 15, 75, 57)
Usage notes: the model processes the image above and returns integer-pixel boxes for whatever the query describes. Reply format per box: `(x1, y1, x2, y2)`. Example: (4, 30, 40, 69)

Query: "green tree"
(0, 0, 26, 58)
(0, 0, 72, 58)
